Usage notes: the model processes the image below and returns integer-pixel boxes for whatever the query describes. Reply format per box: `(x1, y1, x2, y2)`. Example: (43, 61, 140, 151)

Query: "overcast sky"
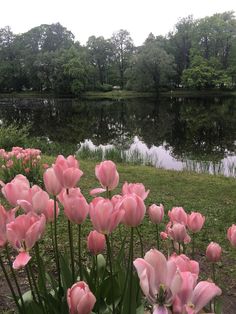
(1, 0, 236, 45)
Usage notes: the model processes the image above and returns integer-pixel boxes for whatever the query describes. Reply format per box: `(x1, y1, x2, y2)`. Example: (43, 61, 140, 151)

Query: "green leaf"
(136, 303, 145, 314)
(59, 252, 73, 290)
(97, 254, 106, 278)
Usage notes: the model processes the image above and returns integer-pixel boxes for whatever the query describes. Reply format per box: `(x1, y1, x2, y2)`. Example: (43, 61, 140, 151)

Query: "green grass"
(83, 89, 236, 99)
(1, 89, 235, 100)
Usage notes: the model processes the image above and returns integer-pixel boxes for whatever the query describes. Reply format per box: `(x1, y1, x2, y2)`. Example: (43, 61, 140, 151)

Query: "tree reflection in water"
(0, 95, 236, 176)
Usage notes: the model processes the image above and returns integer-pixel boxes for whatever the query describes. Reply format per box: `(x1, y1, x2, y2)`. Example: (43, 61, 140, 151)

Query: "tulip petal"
(192, 281, 222, 312)
(90, 188, 106, 196)
(13, 252, 31, 269)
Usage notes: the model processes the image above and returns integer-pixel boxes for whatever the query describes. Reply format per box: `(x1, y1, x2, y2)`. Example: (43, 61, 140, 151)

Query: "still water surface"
(0, 95, 236, 176)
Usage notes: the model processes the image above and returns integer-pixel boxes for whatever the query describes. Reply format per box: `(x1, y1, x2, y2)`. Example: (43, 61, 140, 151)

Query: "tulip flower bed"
(0, 155, 236, 313)
(0, 147, 42, 185)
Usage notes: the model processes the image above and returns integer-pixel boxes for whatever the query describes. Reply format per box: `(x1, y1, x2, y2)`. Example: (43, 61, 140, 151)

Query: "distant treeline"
(0, 11, 236, 95)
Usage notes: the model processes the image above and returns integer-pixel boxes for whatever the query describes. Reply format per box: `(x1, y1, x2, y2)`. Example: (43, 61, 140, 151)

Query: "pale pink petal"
(13, 252, 31, 269)
(90, 188, 106, 196)
(192, 281, 222, 312)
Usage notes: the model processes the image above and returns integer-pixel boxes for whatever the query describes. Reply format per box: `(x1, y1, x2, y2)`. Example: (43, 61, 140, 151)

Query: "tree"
(86, 36, 113, 86)
(193, 12, 236, 69)
(126, 37, 176, 92)
(182, 54, 231, 89)
(168, 16, 195, 83)
(62, 46, 93, 95)
(111, 29, 134, 89)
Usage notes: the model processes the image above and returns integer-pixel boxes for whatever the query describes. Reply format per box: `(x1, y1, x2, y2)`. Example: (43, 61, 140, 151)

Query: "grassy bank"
(1, 89, 235, 100)
(83, 89, 236, 99)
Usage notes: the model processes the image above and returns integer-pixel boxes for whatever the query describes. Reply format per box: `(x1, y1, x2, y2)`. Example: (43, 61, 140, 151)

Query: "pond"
(0, 95, 236, 176)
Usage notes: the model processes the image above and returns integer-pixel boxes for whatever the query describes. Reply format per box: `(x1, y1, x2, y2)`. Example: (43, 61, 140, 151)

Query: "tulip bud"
(120, 194, 146, 227)
(168, 207, 188, 225)
(187, 212, 205, 233)
(227, 224, 236, 247)
(206, 242, 222, 262)
(43, 167, 62, 195)
(168, 223, 190, 243)
(148, 204, 164, 224)
(67, 281, 96, 314)
(95, 160, 119, 190)
(122, 182, 149, 200)
(87, 230, 105, 255)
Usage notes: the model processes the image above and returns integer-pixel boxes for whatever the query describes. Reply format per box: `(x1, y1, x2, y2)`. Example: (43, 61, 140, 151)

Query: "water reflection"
(0, 95, 236, 176)
(78, 136, 236, 177)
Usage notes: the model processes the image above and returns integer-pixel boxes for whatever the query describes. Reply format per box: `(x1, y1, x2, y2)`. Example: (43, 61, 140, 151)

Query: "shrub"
(0, 124, 29, 150)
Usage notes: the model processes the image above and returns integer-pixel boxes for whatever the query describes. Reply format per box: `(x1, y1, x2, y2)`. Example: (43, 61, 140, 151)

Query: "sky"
(1, 0, 236, 46)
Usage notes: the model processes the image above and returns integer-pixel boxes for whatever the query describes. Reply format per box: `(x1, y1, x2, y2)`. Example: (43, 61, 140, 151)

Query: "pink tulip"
(170, 253, 199, 276)
(6, 160, 13, 168)
(119, 194, 146, 227)
(67, 281, 96, 314)
(87, 230, 106, 255)
(168, 223, 190, 244)
(173, 275, 222, 313)
(206, 242, 222, 262)
(148, 204, 164, 224)
(43, 167, 62, 195)
(53, 155, 83, 189)
(42, 199, 59, 222)
(0, 205, 17, 247)
(94, 160, 119, 191)
(160, 232, 168, 240)
(227, 224, 236, 247)
(168, 207, 188, 225)
(61, 191, 89, 225)
(173, 271, 198, 313)
(2, 175, 30, 206)
(111, 194, 123, 207)
(133, 249, 182, 310)
(58, 187, 82, 204)
(90, 197, 124, 234)
(184, 281, 222, 313)
(6, 212, 46, 269)
(122, 182, 149, 200)
(187, 212, 205, 233)
(17, 185, 50, 214)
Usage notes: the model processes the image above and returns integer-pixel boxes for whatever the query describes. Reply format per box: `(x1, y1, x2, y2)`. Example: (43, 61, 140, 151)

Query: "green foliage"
(0, 12, 236, 93)
(126, 37, 176, 91)
(0, 124, 29, 150)
(97, 84, 113, 92)
(182, 54, 232, 89)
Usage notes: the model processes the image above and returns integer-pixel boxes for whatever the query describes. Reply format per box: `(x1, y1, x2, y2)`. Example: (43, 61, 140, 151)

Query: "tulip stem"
(136, 226, 144, 257)
(28, 262, 46, 314)
(212, 262, 216, 283)
(0, 253, 22, 313)
(50, 222, 55, 250)
(95, 255, 100, 314)
(53, 196, 62, 296)
(105, 234, 115, 314)
(68, 220, 75, 282)
(178, 242, 181, 255)
(5, 245, 25, 311)
(34, 242, 48, 309)
(211, 263, 216, 312)
(128, 227, 134, 314)
(26, 264, 37, 303)
(78, 224, 83, 280)
(192, 233, 195, 259)
(155, 224, 160, 250)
